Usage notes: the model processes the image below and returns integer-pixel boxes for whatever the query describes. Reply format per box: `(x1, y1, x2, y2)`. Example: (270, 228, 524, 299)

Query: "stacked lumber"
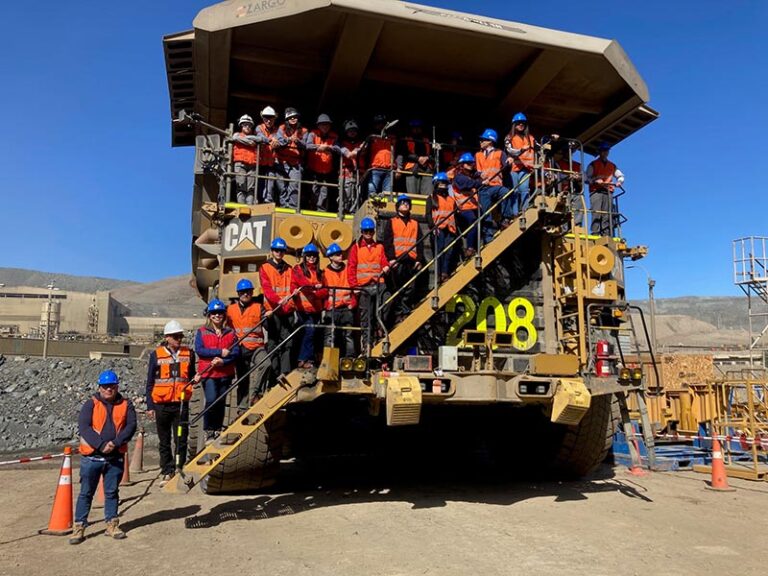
(660, 354, 714, 390)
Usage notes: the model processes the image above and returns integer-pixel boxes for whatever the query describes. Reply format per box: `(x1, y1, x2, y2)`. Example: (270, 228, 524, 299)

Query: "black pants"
(358, 284, 391, 353)
(267, 312, 294, 376)
(390, 258, 419, 318)
(155, 402, 189, 475)
(235, 347, 270, 409)
(324, 307, 356, 357)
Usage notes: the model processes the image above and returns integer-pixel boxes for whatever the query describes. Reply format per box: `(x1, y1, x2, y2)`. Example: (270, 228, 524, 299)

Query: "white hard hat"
(163, 320, 184, 335)
(260, 106, 277, 118)
(238, 114, 254, 126)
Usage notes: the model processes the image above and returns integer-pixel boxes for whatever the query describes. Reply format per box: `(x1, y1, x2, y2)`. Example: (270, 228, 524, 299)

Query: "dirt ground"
(0, 453, 766, 576)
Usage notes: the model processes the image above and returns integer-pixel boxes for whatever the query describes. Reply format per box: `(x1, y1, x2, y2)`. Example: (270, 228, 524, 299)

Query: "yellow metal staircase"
(162, 370, 308, 493)
(371, 196, 559, 357)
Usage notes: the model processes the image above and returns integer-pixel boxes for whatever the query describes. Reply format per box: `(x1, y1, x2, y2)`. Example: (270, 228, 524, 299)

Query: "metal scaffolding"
(733, 236, 768, 358)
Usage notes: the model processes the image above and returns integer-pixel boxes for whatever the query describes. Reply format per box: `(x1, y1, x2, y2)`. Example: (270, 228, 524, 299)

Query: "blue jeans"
(456, 209, 479, 253)
(434, 229, 458, 277)
(296, 311, 320, 362)
(203, 377, 232, 431)
(479, 185, 511, 242)
(510, 169, 531, 213)
(367, 169, 392, 196)
(75, 455, 124, 525)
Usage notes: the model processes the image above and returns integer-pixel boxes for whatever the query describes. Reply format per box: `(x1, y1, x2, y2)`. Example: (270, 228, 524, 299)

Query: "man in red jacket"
(259, 237, 296, 375)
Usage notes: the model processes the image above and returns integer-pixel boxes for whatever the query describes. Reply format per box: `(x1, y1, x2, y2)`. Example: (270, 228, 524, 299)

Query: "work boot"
(158, 474, 172, 488)
(104, 518, 126, 540)
(68, 522, 86, 545)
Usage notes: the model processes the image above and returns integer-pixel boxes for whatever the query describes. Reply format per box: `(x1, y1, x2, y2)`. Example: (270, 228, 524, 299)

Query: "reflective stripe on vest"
(589, 159, 617, 192)
(295, 264, 323, 313)
(324, 265, 353, 309)
(232, 132, 258, 165)
(392, 217, 418, 260)
(307, 130, 338, 174)
(261, 261, 292, 311)
(452, 179, 479, 211)
(277, 125, 307, 165)
(79, 398, 128, 455)
(356, 242, 385, 285)
(475, 149, 503, 185)
(226, 302, 264, 350)
(509, 133, 535, 172)
(432, 194, 457, 233)
(151, 346, 193, 404)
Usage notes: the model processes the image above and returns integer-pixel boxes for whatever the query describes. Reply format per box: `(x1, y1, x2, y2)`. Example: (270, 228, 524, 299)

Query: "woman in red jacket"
(194, 298, 239, 443)
(291, 243, 327, 368)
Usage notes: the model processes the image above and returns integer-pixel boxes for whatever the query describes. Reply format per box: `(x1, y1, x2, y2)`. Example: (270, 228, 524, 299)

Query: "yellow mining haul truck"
(162, 0, 658, 493)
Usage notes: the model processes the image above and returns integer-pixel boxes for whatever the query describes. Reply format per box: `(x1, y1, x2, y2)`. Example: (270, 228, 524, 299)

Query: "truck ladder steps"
(371, 197, 557, 357)
(162, 370, 307, 493)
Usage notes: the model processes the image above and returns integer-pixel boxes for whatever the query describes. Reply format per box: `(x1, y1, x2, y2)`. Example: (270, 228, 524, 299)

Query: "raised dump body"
(162, 0, 658, 493)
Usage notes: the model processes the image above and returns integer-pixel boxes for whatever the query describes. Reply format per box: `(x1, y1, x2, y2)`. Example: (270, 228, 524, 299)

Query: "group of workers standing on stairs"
(230, 108, 625, 236)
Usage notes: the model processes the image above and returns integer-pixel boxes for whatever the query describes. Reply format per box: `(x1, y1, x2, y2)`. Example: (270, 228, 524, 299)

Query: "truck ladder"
(162, 370, 308, 493)
(371, 196, 559, 357)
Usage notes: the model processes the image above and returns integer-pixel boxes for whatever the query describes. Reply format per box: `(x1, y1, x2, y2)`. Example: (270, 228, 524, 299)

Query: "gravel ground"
(0, 355, 148, 453)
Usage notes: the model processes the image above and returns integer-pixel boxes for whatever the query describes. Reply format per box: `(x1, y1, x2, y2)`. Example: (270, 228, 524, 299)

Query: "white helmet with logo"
(238, 114, 254, 126)
(163, 320, 184, 335)
(260, 106, 277, 118)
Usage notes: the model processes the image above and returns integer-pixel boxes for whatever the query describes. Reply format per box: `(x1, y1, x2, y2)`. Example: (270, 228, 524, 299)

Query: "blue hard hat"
(598, 141, 611, 151)
(270, 237, 287, 250)
(98, 370, 119, 386)
(207, 298, 226, 313)
(479, 129, 498, 143)
(396, 194, 412, 206)
(302, 243, 319, 255)
(432, 172, 450, 185)
(326, 243, 343, 257)
(236, 278, 254, 292)
(512, 112, 528, 124)
(360, 217, 376, 231)
(458, 152, 475, 164)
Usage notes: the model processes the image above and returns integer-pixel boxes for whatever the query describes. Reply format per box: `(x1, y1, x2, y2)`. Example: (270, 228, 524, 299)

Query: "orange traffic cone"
(129, 429, 145, 474)
(39, 446, 74, 535)
(707, 438, 735, 491)
(627, 437, 647, 477)
(120, 452, 132, 486)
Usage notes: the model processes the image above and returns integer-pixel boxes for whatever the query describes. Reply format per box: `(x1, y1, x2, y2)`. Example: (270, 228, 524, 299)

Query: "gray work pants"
(258, 166, 278, 204)
(589, 189, 612, 236)
(234, 162, 256, 205)
(342, 178, 359, 214)
(323, 307, 356, 358)
(310, 171, 337, 212)
(405, 172, 434, 195)
(277, 162, 301, 208)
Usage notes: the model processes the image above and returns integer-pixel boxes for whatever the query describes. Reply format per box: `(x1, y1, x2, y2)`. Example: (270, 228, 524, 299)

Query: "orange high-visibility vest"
(226, 302, 264, 351)
(324, 264, 354, 310)
(369, 136, 395, 169)
(588, 159, 618, 192)
(392, 217, 419, 260)
(233, 132, 258, 165)
(475, 149, 504, 186)
(151, 346, 193, 404)
(307, 129, 338, 174)
(432, 194, 457, 233)
(452, 173, 479, 211)
(340, 138, 364, 177)
(256, 123, 277, 166)
(79, 398, 129, 455)
(356, 242, 386, 285)
(403, 137, 432, 170)
(277, 125, 307, 165)
(509, 133, 535, 172)
(260, 261, 293, 311)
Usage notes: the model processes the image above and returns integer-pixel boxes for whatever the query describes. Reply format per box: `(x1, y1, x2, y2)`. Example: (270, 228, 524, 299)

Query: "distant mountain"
(0, 268, 202, 318)
(632, 296, 752, 332)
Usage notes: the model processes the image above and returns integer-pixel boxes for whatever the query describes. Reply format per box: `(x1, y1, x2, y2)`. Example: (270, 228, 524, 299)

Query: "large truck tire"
(186, 381, 285, 494)
(548, 393, 618, 478)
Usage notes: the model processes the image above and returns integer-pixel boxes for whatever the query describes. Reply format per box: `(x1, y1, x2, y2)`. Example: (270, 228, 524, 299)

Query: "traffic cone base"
(707, 439, 736, 492)
(39, 447, 74, 536)
(129, 430, 145, 474)
(120, 452, 133, 486)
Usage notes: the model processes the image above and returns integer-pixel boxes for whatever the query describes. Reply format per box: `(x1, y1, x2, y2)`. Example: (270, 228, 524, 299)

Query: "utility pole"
(628, 265, 658, 353)
(42, 281, 57, 359)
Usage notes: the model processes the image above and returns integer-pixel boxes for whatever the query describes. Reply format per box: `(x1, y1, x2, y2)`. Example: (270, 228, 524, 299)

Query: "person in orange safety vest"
(363, 114, 397, 199)
(72, 370, 137, 544)
(227, 278, 270, 406)
(348, 217, 391, 354)
(323, 242, 357, 357)
(305, 114, 341, 212)
(232, 114, 259, 205)
(275, 107, 308, 209)
(259, 237, 296, 377)
(381, 194, 425, 321)
(426, 172, 459, 281)
(503, 112, 537, 213)
(586, 142, 625, 236)
(291, 243, 327, 369)
(145, 320, 200, 485)
(397, 119, 434, 195)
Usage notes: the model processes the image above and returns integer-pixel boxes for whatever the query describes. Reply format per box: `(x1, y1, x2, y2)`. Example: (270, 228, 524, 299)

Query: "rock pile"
(0, 355, 149, 453)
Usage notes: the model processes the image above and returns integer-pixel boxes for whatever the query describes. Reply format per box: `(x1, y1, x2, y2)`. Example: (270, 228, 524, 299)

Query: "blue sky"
(2, 1, 766, 299)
